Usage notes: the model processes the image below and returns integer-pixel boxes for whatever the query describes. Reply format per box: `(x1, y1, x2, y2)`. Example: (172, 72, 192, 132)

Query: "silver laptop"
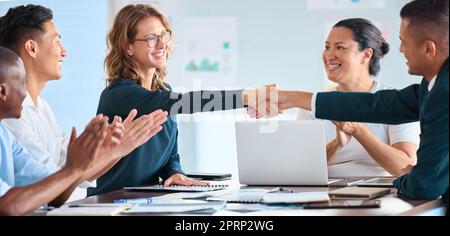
(235, 120, 329, 186)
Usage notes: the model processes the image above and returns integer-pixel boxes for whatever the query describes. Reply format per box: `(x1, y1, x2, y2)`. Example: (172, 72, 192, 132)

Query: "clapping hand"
(335, 126, 352, 147)
(332, 121, 363, 136)
(65, 115, 109, 173)
(111, 109, 168, 158)
(332, 121, 365, 146)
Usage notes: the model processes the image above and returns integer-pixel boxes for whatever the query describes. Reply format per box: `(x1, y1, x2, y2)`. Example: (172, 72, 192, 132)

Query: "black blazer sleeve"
(104, 81, 245, 117)
(315, 85, 421, 125)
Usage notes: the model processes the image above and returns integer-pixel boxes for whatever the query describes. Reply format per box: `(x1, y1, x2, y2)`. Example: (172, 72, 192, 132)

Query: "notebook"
(205, 189, 272, 203)
(124, 184, 229, 192)
(47, 204, 132, 216)
(122, 200, 226, 214)
(186, 172, 232, 181)
(328, 187, 392, 200)
(207, 190, 330, 204)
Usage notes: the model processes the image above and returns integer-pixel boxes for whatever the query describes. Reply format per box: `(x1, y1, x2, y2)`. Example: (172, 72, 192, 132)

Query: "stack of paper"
(47, 204, 132, 216)
(122, 200, 226, 214)
(152, 189, 232, 200)
(207, 190, 330, 204)
(262, 192, 330, 204)
(225, 204, 297, 213)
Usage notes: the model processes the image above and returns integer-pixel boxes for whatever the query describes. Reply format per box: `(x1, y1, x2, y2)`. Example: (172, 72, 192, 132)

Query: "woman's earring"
(128, 52, 133, 57)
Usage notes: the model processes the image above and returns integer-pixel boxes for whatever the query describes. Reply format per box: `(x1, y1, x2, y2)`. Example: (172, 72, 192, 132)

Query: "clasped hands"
(243, 84, 289, 119)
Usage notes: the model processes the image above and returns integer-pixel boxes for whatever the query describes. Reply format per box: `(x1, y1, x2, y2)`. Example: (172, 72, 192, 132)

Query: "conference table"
(61, 178, 445, 216)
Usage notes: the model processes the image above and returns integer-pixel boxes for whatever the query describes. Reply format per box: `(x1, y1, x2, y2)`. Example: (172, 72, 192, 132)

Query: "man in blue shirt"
(269, 0, 448, 202)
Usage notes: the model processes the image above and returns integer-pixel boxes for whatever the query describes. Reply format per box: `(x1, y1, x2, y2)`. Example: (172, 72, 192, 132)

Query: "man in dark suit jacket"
(273, 0, 449, 202)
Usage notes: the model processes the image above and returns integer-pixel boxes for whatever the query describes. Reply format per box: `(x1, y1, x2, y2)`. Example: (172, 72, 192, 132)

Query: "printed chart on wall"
(307, 0, 387, 11)
(182, 17, 238, 87)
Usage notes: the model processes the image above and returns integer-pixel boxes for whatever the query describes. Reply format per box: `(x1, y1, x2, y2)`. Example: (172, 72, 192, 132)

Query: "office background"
(0, 0, 422, 177)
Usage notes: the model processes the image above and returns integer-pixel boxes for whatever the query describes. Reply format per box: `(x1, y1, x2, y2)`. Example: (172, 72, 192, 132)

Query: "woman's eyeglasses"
(134, 30, 172, 48)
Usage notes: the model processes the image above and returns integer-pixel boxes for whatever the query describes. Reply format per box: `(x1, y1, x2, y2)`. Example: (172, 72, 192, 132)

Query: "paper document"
(262, 192, 330, 204)
(208, 190, 330, 204)
(206, 189, 273, 203)
(47, 203, 132, 216)
(225, 203, 297, 213)
(123, 200, 226, 214)
(153, 189, 232, 200)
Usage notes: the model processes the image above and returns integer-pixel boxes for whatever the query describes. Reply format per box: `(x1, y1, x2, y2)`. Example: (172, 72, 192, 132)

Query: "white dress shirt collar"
(428, 76, 437, 92)
(23, 92, 42, 109)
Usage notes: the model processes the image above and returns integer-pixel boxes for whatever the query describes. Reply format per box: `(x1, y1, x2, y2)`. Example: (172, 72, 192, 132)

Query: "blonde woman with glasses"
(89, 4, 269, 196)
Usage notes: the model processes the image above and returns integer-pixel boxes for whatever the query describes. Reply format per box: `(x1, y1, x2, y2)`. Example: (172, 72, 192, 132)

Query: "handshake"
(242, 85, 290, 119)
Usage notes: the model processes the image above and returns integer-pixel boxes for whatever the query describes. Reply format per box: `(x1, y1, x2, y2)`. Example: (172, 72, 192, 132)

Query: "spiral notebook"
(124, 184, 229, 192)
(207, 189, 330, 204)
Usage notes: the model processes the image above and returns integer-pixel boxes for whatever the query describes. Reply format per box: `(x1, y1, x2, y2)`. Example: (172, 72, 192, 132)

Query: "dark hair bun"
(380, 41, 390, 56)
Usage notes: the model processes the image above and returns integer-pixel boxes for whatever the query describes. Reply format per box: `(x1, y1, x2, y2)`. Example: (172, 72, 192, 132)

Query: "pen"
(267, 187, 281, 193)
(67, 204, 127, 208)
(279, 187, 294, 193)
(113, 198, 152, 204)
(267, 187, 294, 193)
(42, 204, 55, 210)
(347, 180, 365, 186)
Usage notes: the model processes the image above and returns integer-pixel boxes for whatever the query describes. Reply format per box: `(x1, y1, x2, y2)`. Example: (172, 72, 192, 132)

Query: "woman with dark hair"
(297, 18, 420, 177)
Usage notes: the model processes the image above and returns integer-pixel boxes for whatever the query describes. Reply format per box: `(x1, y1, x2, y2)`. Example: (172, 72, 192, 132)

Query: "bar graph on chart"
(182, 17, 238, 87)
(185, 59, 220, 73)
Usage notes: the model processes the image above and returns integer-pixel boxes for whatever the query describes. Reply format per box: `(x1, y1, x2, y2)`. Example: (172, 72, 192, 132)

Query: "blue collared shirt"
(0, 123, 56, 197)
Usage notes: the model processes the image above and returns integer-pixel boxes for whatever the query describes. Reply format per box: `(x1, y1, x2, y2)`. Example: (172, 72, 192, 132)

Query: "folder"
(328, 187, 392, 200)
